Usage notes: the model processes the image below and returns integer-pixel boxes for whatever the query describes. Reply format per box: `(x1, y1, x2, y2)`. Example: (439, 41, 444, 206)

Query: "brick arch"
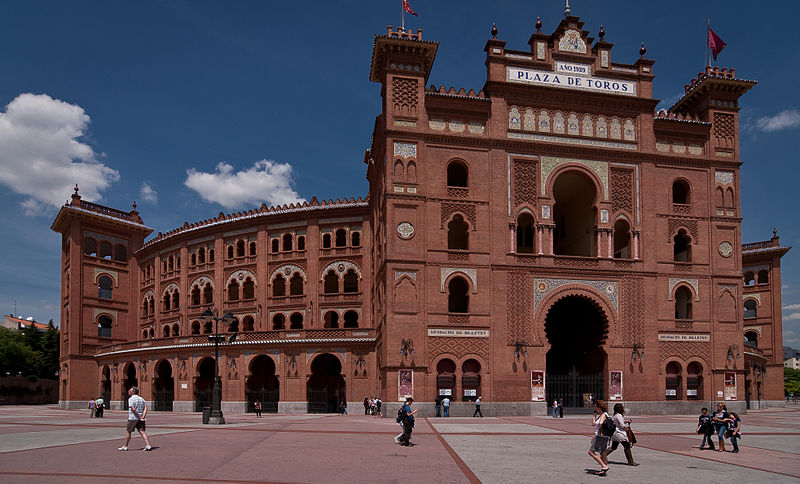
(670, 281, 698, 301)
(743, 295, 762, 307)
(141, 290, 154, 303)
(307, 351, 345, 368)
(93, 271, 119, 287)
(658, 342, 711, 375)
(271, 264, 307, 282)
(458, 354, 488, 373)
(441, 268, 477, 294)
(533, 285, 617, 351)
(163, 282, 179, 295)
(226, 269, 257, 287)
(244, 353, 279, 371)
(545, 162, 606, 201)
(320, 261, 361, 280)
(190, 276, 214, 290)
(443, 210, 473, 230)
(515, 206, 537, 220)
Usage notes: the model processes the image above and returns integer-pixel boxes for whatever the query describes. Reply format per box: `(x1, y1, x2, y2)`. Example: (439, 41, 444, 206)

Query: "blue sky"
(1, 1, 798, 347)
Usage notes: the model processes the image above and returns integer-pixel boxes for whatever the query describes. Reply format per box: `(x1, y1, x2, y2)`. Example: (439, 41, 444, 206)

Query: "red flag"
(708, 27, 726, 61)
(403, 0, 418, 16)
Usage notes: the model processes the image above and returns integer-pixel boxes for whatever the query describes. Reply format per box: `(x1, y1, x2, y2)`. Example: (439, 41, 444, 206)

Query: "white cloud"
(784, 303, 800, 311)
(140, 182, 158, 204)
(785, 312, 800, 321)
(0, 93, 119, 214)
(184, 160, 303, 209)
(756, 109, 800, 132)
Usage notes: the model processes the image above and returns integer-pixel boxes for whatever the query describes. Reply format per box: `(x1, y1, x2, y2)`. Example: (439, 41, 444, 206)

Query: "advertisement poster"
(609, 371, 623, 400)
(724, 372, 737, 401)
(398, 370, 413, 401)
(531, 370, 545, 401)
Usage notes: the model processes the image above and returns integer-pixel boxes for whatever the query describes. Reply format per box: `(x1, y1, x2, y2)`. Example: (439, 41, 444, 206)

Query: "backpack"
(396, 408, 406, 423)
(601, 415, 616, 437)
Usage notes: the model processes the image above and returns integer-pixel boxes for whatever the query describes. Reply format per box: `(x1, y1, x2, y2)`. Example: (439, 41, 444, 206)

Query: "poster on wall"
(724, 372, 737, 401)
(609, 371, 623, 400)
(398, 370, 413, 402)
(531, 370, 545, 401)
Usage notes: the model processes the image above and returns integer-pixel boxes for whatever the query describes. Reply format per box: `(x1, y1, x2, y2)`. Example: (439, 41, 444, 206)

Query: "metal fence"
(546, 370, 604, 409)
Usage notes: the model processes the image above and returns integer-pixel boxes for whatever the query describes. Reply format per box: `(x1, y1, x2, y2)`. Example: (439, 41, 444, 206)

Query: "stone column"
(537, 226, 544, 255)
(509, 222, 516, 253)
(633, 231, 640, 260)
(607, 230, 613, 258)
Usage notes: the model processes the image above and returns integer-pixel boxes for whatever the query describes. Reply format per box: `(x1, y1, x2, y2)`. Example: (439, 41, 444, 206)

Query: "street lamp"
(200, 307, 236, 424)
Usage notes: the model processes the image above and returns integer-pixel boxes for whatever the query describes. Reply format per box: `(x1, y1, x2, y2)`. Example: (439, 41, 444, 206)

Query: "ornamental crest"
(533, 278, 618, 313)
(558, 29, 587, 54)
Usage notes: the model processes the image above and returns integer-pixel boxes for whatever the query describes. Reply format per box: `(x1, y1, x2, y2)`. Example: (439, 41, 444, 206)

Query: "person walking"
(727, 412, 742, 453)
(435, 395, 442, 417)
(473, 396, 483, 417)
(558, 398, 564, 418)
(375, 398, 382, 417)
(340, 400, 348, 416)
(363, 397, 370, 415)
(552, 398, 559, 418)
(118, 386, 152, 451)
(88, 398, 96, 418)
(442, 396, 451, 417)
(398, 397, 419, 446)
(588, 400, 611, 476)
(605, 403, 638, 466)
(254, 400, 262, 418)
(697, 407, 715, 450)
(95, 396, 104, 418)
(712, 402, 730, 452)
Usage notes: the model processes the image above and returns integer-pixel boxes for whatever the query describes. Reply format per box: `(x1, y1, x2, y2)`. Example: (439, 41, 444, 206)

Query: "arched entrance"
(122, 363, 138, 409)
(101, 366, 111, 405)
(307, 353, 345, 413)
(194, 357, 215, 412)
(545, 295, 608, 409)
(552, 171, 597, 257)
(246, 355, 279, 413)
(153, 360, 174, 411)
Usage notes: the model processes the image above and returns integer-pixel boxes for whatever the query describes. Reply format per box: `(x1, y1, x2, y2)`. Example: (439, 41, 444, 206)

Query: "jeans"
(700, 431, 715, 448)
(716, 423, 728, 440)
(435, 405, 441, 417)
(443, 406, 450, 417)
(473, 405, 483, 417)
(553, 406, 558, 418)
(730, 433, 739, 451)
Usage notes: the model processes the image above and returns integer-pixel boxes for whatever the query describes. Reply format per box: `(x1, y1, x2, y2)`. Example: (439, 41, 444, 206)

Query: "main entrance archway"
(246, 355, 279, 413)
(194, 357, 214, 412)
(307, 353, 345, 413)
(153, 360, 174, 411)
(122, 363, 137, 409)
(545, 295, 608, 409)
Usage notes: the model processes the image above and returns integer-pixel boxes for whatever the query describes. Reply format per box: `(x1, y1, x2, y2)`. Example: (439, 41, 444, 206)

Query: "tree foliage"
(0, 321, 60, 380)
(786, 367, 800, 396)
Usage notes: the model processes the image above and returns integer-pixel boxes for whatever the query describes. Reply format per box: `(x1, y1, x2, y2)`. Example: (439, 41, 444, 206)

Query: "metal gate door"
(194, 389, 212, 412)
(546, 369, 604, 410)
(153, 390, 174, 411)
(246, 389, 279, 413)
(307, 388, 329, 413)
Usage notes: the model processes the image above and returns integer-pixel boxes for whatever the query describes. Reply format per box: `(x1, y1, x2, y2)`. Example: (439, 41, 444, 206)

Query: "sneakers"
(144, 445, 152, 451)
(394, 436, 401, 444)
(117, 446, 128, 451)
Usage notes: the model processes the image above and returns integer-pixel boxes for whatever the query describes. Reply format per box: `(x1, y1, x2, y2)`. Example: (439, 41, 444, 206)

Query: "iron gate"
(546, 369, 604, 410)
(246, 389, 279, 413)
(194, 389, 212, 412)
(153, 390, 174, 411)
(307, 386, 344, 413)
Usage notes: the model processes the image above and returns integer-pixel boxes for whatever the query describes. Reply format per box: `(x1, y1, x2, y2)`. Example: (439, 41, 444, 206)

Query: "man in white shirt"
(118, 386, 152, 451)
(442, 396, 451, 417)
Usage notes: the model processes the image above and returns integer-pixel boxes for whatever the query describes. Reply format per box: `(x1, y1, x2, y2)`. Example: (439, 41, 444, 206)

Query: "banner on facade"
(428, 328, 489, 338)
(724, 372, 737, 401)
(531, 370, 545, 401)
(609, 371, 623, 400)
(398, 369, 413, 402)
(658, 333, 710, 342)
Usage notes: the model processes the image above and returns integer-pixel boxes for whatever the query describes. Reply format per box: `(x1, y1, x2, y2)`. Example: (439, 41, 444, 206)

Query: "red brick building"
(52, 14, 788, 415)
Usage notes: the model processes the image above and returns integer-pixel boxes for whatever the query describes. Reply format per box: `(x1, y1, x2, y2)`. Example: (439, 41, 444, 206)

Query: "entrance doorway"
(122, 363, 138, 409)
(101, 366, 111, 404)
(153, 360, 174, 411)
(545, 295, 608, 410)
(553, 171, 597, 257)
(246, 355, 279, 413)
(307, 353, 345, 413)
(194, 357, 214, 412)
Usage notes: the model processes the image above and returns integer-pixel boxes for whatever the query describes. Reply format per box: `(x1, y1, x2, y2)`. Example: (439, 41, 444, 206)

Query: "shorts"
(127, 420, 146, 433)
(590, 435, 610, 453)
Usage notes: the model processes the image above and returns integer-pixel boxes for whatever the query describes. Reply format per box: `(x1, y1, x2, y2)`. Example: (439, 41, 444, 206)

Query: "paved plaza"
(0, 405, 798, 483)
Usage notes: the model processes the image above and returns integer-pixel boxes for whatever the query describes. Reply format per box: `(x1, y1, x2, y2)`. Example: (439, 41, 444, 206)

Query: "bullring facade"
(52, 13, 788, 415)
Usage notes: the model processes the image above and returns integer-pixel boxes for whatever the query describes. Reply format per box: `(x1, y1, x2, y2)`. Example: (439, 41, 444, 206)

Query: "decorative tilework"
(582, 115, 593, 137)
(393, 142, 417, 158)
(672, 142, 686, 154)
(596, 117, 607, 138)
(429, 119, 446, 130)
(449, 120, 465, 132)
(394, 120, 416, 127)
(668, 278, 699, 301)
(553, 112, 565, 134)
(467, 122, 485, 134)
(600, 50, 609, 68)
(541, 156, 608, 198)
(94, 268, 119, 287)
(688, 144, 702, 155)
(509, 107, 521, 129)
(715, 171, 734, 186)
(718, 241, 733, 258)
(271, 264, 307, 281)
(226, 270, 256, 287)
(610, 118, 622, 139)
(743, 293, 761, 305)
(623, 119, 636, 141)
(536, 42, 546, 60)
(718, 284, 736, 294)
(508, 132, 637, 151)
(441, 267, 477, 293)
(558, 29, 587, 53)
(395, 271, 417, 280)
(656, 140, 670, 152)
(542, 205, 551, 219)
(397, 222, 415, 239)
(533, 278, 618, 313)
(320, 261, 361, 279)
(600, 209, 609, 223)
(524, 108, 537, 131)
(163, 282, 180, 294)
(190, 276, 213, 289)
(743, 325, 762, 336)
(538, 110, 550, 133)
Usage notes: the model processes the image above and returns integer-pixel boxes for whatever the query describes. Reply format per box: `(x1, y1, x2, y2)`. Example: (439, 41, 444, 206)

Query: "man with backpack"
(396, 397, 419, 446)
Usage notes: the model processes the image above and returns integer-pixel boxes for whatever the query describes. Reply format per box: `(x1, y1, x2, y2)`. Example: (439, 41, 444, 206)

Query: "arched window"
(148, 328, 154, 338)
(744, 331, 758, 347)
(272, 275, 285, 297)
(191, 321, 200, 334)
(553, 171, 596, 256)
(162, 260, 168, 273)
(283, 234, 293, 251)
(236, 240, 245, 257)
(143, 330, 148, 339)
(172, 323, 179, 336)
(725, 187, 735, 207)
(249, 241, 256, 256)
(351, 232, 360, 247)
(744, 272, 755, 286)
(208, 249, 215, 262)
(716, 187, 725, 207)
(394, 160, 404, 182)
(204, 321, 213, 334)
(437, 359, 456, 397)
(162, 292, 171, 311)
(272, 313, 285, 330)
(672, 179, 690, 204)
(114, 244, 126, 261)
(322, 233, 332, 249)
(228, 317, 239, 333)
(298, 236, 305, 251)
(243, 315, 254, 331)
(744, 300, 757, 319)
(228, 280, 240, 301)
(686, 362, 702, 400)
(289, 273, 303, 295)
(674, 286, 693, 320)
(673, 229, 692, 262)
(447, 161, 468, 187)
(171, 290, 179, 310)
(271, 239, 279, 253)
(757, 270, 769, 284)
(462, 359, 481, 402)
(97, 315, 112, 338)
(148, 297, 154, 315)
(198, 247, 206, 264)
(168, 255, 174, 272)
(516, 213, 535, 253)
(191, 253, 197, 266)
(343, 310, 359, 328)
(227, 245, 234, 259)
(665, 361, 682, 400)
(324, 270, 339, 293)
(84, 238, 97, 257)
(289, 312, 303, 329)
(324, 311, 339, 328)
(99, 241, 112, 259)
(191, 285, 201, 306)
(335, 229, 347, 247)
(163, 325, 170, 337)
(242, 277, 255, 299)
(343, 269, 359, 293)
(142, 299, 149, 315)
(203, 284, 213, 304)
(98, 275, 113, 299)
(447, 214, 469, 250)
(448, 277, 469, 313)
(613, 219, 631, 259)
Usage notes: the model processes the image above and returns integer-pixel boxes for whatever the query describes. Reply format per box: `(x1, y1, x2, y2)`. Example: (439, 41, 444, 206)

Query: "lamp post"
(200, 307, 235, 424)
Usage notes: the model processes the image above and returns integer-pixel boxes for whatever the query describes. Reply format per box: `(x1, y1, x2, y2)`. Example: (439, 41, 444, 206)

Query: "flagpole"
(706, 18, 710, 68)
(401, 0, 405, 31)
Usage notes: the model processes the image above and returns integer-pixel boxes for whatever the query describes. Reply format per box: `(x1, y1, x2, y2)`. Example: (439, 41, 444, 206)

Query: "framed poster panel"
(609, 371, 622, 400)
(398, 369, 413, 401)
(531, 370, 545, 401)
(724, 372, 737, 401)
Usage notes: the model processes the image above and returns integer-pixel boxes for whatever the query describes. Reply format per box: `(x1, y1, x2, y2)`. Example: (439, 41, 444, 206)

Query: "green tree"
(0, 327, 34, 376)
(786, 367, 800, 396)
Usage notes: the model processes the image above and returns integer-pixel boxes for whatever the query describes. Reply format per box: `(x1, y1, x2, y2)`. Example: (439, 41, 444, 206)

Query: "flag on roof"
(403, 0, 418, 16)
(708, 27, 726, 61)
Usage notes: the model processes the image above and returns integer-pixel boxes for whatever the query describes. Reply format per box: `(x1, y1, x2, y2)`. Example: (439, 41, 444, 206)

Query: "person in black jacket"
(696, 407, 715, 450)
(399, 397, 419, 447)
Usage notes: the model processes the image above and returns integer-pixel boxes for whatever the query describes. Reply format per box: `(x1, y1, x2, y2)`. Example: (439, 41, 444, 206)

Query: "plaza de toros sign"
(507, 63, 637, 96)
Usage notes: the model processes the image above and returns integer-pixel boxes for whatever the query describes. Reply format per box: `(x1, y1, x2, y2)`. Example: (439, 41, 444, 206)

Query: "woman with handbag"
(588, 400, 611, 476)
(606, 403, 639, 466)
(711, 403, 730, 452)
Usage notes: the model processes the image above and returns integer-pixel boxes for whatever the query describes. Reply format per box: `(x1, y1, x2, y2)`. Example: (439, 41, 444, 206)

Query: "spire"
(564, 0, 571, 17)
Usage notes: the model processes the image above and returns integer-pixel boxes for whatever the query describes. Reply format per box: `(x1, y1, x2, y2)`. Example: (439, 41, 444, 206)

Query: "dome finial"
(536, 16, 542, 32)
(564, 0, 571, 17)
(599, 25, 605, 40)
(491, 22, 498, 39)
(639, 42, 646, 57)
(74, 184, 79, 193)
